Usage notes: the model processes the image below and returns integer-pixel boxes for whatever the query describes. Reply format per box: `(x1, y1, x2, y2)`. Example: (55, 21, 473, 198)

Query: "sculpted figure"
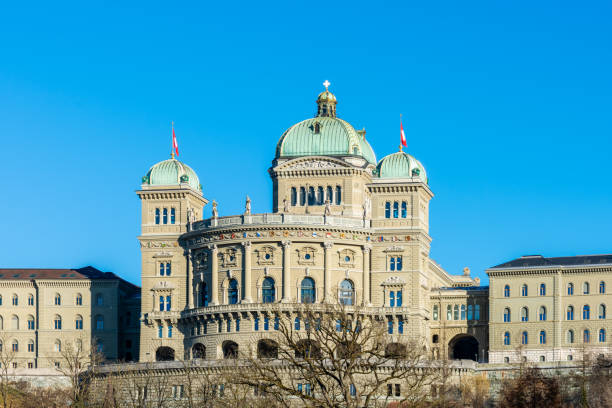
(324, 199, 331, 216)
(245, 195, 251, 215)
(212, 200, 218, 218)
(283, 197, 290, 213)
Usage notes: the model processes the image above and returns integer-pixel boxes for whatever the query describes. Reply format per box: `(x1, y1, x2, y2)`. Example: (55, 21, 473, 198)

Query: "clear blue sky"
(1, 1, 611, 286)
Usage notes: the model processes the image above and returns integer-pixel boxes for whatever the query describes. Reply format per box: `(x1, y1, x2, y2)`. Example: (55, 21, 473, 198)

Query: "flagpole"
(399, 114, 403, 152)
(171, 121, 175, 159)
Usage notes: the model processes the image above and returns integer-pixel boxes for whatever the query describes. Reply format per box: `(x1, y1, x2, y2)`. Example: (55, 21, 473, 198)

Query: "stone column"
(362, 245, 371, 306)
(282, 240, 291, 302)
(187, 250, 194, 309)
(209, 244, 219, 305)
(323, 242, 333, 303)
(242, 241, 253, 303)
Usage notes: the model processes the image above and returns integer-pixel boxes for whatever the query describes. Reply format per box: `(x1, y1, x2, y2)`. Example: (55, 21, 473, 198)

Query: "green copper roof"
(141, 158, 202, 192)
(275, 117, 376, 165)
(376, 151, 427, 183)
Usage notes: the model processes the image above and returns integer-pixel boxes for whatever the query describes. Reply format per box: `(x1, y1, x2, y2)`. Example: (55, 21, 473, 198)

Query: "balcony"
(191, 213, 370, 232)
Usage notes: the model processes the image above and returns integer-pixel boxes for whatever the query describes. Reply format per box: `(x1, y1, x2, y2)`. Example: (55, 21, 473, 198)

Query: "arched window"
(262, 278, 275, 303)
(393, 202, 399, 218)
(504, 332, 511, 345)
(567, 330, 574, 343)
(521, 284, 528, 297)
(290, 187, 297, 206)
(170, 208, 176, 224)
(433, 305, 439, 320)
(567, 306, 574, 320)
(155, 208, 160, 224)
(600, 281, 606, 294)
(401, 201, 407, 218)
(192, 343, 206, 359)
(27, 315, 35, 330)
(584, 329, 590, 343)
(539, 331, 546, 345)
(460, 304, 466, 320)
(475, 304, 481, 320)
(75, 315, 83, 330)
(162, 208, 168, 224)
(12, 340, 18, 352)
(599, 329, 606, 343)
(453, 305, 459, 320)
(339, 280, 354, 305)
(599, 304, 606, 319)
(326, 186, 333, 203)
(75, 293, 82, 306)
(335, 186, 341, 205)
(28, 294, 34, 306)
(28, 339, 34, 353)
(539, 306, 547, 321)
(568, 283, 574, 295)
(583, 305, 590, 320)
(301, 277, 315, 304)
(299, 187, 306, 206)
(96, 315, 104, 330)
(503, 308, 511, 322)
(446, 305, 452, 320)
(54, 293, 61, 306)
(521, 307, 529, 322)
(12, 294, 18, 306)
(539, 284, 546, 296)
(307, 187, 315, 205)
(228, 279, 239, 305)
(200, 282, 209, 307)
(54, 339, 61, 352)
(389, 291, 395, 307)
(385, 202, 391, 218)
(54, 315, 62, 330)
(11, 315, 19, 330)
(294, 317, 300, 330)
(317, 186, 324, 205)
(0, 316, 3, 330)
(583, 282, 590, 295)
(504, 285, 510, 297)
(96, 294, 104, 306)
(521, 331, 528, 345)
(222, 341, 238, 359)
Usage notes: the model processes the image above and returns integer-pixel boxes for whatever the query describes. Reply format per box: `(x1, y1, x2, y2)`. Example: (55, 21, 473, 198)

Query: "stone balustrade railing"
(191, 213, 370, 232)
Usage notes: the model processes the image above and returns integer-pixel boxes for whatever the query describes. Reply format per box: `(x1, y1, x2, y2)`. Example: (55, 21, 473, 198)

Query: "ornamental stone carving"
(283, 159, 344, 170)
(382, 276, 406, 285)
(383, 245, 404, 253)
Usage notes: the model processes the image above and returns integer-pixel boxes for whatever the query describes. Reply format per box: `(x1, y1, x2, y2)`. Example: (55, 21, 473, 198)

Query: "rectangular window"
(166, 295, 171, 311)
(385, 202, 391, 218)
(274, 317, 279, 331)
(390, 257, 396, 271)
(401, 201, 407, 218)
(163, 208, 168, 224)
(28, 296, 34, 306)
(396, 256, 402, 271)
(297, 383, 302, 393)
(304, 384, 311, 396)
(389, 291, 395, 307)
(387, 384, 393, 397)
(218, 320, 222, 333)
(155, 208, 160, 224)
(396, 290, 402, 307)
(395, 384, 400, 397)
(254, 318, 259, 331)
(475, 305, 481, 320)
(350, 384, 356, 397)
(166, 262, 171, 276)
(236, 319, 240, 332)
(28, 342, 34, 352)
(158, 326, 163, 338)
(227, 320, 231, 332)
(388, 321, 393, 334)
(160, 263, 165, 276)
(170, 208, 176, 224)
(264, 317, 270, 331)
(398, 320, 404, 334)
(168, 325, 173, 338)
(159, 296, 164, 311)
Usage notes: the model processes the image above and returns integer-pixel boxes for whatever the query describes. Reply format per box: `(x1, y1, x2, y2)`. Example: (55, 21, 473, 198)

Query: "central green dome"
(275, 86, 376, 165)
(141, 158, 202, 192)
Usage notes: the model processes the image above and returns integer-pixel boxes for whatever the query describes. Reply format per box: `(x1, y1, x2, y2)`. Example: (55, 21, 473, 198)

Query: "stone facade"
(0, 267, 140, 370)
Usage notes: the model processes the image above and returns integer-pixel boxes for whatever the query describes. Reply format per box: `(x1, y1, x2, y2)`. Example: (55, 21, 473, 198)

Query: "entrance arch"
(155, 346, 175, 361)
(449, 334, 478, 361)
(192, 343, 206, 359)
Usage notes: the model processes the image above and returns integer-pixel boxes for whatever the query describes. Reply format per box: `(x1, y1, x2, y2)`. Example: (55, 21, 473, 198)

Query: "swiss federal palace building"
(1, 85, 610, 371)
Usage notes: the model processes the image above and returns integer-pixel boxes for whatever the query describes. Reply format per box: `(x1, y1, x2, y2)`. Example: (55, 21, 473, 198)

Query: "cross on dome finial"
(323, 80, 330, 91)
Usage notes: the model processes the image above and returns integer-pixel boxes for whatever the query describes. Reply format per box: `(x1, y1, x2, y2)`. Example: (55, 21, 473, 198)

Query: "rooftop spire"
(316, 80, 337, 118)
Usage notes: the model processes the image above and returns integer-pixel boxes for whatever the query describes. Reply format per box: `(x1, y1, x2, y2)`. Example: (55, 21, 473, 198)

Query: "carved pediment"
(382, 276, 406, 285)
(276, 157, 349, 172)
(383, 246, 405, 253)
(151, 281, 176, 291)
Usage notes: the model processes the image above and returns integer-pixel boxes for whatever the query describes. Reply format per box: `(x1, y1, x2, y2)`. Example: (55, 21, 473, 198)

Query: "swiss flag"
(400, 120, 407, 147)
(172, 126, 179, 157)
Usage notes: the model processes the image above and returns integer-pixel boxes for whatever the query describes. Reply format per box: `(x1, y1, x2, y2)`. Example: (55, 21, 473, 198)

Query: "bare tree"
(0, 333, 16, 408)
(228, 303, 442, 408)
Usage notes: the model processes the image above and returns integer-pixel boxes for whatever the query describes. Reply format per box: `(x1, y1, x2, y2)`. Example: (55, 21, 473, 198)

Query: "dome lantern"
(316, 80, 337, 118)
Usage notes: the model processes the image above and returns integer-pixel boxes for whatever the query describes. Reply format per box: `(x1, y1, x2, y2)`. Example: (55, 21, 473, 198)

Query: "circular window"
(265, 253, 271, 260)
(305, 254, 311, 260)
(344, 256, 351, 262)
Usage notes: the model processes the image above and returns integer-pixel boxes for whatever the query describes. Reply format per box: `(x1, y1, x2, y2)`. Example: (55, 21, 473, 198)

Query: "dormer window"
(313, 122, 321, 134)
